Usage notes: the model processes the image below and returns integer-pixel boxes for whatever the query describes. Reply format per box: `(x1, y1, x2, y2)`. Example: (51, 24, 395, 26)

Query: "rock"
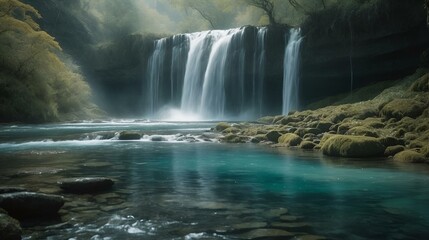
(321, 135, 385, 158)
(237, 229, 294, 239)
(250, 134, 267, 143)
(410, 73, 429, 92)
(221, 134, 246, 143)
(295, 235, 327, 240)
(384, 145, 405, 157)
(231, 222, 267, 230)
(0, 187, 27, 194)
(257, 116, 275, 124)
(215, 122, 231, 132)
(266, 131, 282, 143)
(278, 133, 302, 147)
(295, 128, 321, 137)
(222, 127, 240, 134)
(299, 141, 316, 150)
(316, 121, 334, 132)
(346, 127, 379, 138)
(150, 135, 167, 141)
(0, 192, 64, 219)
(393, 150, 427, 163)
(422, 146, 429, 158)
(0, 212, 22, 240)
(271, 222, 310, 228)
(379, 137, 405, 147)
(381, 99, 426, 119)
(58, 177, 114, 194)
(118, 131, 141, 140)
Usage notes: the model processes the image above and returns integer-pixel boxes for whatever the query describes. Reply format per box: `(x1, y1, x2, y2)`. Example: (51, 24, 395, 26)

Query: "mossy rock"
(295, 128, 321, 137)
(410, 73, 429, 92)
(379, 137, 405, 147)
(221, 134, 246, 143)
(316, 121, 334, 132)
(299, 141, 316, 150)
(337, 124, 352, 134)
(422, 146, 429, 158)
(346, 127, 379, 138)
(266, 131, 282, 143)
(278, 133, 302, 147)
(380, 99, 426, 119)
(0, 212, 22, 240)
(257, 116, 276, 124)
(393, 150, 426, 163)
(280, 116, 302, 125)
(321, 135, 385, 158)
(328, 112, 347, 123)
(384, 145, 405, 157)
(118, 131, 141, 140)
(215, 122, 231, 132)
(361, 118, 385, 129)
(250, 134, 268, 143)
(222, 127, 240, 134)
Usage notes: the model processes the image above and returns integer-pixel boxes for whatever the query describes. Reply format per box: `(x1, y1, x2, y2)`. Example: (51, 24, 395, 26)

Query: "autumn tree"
(0, 0, 99, 122)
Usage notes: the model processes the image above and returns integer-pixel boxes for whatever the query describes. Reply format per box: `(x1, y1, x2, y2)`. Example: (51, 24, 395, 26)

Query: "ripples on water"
(1, 121, 429, 239)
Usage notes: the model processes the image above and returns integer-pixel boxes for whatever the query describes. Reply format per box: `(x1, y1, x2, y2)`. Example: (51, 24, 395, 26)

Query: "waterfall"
(282, 29, 303, 115)
(146, 38, 167, 116)
(145, 26, 295, 120)
(252, 28, 267, 117)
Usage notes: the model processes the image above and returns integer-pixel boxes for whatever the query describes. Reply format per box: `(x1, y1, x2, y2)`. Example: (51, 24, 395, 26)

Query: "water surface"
(0, 122, 428, 239)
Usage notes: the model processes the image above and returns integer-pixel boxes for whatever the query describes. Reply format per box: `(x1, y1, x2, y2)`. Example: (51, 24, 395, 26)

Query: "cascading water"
(145, 27, 301, 120)
(282, 29, 303, 115)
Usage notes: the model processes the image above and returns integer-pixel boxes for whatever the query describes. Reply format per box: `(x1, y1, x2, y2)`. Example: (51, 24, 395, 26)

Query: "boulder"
(118, 131, 141, 140)
(379, 137, 405, 147)
(221, 134, 246, 143)
(0, 192, 64, 219)
(384, 145, 405, 157)
(215, 122, 231, 132)
(250, 134, 268, 143)
(150, 135, 167, 141)
(316, 121, 334, 132)
(346, 126, 379, 138)
(0, 212, 21, 240)
(265, 131, 282, 143)
(278, 133, 302, 146)
(58, 177, 114, 194)
(393, 150, 427, 163)
(381, 99, 426, 119)
(299, 141, 316, 150)
(321, 135, 385, 158)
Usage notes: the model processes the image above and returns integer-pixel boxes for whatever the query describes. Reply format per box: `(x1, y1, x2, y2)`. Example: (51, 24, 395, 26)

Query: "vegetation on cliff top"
(0, 0, 100, 123)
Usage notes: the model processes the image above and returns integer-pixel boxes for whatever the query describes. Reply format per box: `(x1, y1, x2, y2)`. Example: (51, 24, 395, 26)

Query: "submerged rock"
(0, 211, 22, 240)
(150, 135, 167, 142)
(0, 192, 64, 219)
(321, 135, 385, 158)
(237, 228, 294, 239)
(58, 177, 114, 194)
(118, 131, 141, 140)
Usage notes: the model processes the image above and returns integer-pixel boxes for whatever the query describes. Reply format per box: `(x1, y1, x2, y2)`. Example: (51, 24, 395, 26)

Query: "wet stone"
(271, 222, 310, 228)
(58, 177, 114, 194)
(263, 208, 288, 218)
(231, 222, 267, 230)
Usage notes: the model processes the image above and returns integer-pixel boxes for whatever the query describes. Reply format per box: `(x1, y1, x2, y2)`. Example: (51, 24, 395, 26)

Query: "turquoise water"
(0, 122, 429, 239)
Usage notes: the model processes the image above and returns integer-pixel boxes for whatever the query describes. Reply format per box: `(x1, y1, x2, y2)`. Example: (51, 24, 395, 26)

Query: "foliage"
(0, 0, 97, 123)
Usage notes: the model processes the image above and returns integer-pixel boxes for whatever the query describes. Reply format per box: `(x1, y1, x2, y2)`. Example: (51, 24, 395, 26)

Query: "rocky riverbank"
(215, 69, 429, 163)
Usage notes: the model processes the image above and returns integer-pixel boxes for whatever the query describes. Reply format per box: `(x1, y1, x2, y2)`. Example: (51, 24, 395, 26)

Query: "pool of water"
(0, 122, 429, 239)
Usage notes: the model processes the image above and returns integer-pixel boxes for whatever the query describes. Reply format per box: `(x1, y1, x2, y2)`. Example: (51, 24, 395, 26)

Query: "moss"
(221, 134, 246, 143)
(409, 73, 429, 92)
(222, 127, 240, 134)
(422, 146, 429, 158)
(346, 126, 379, 138)
(321, 135, 385, 158)
(393, 150, 427, 163)
(384, 145, 405, 157)
(299, 141, 316, 150)
(380, 99, 426, 120)
(278, 133, 302, 147)
(257, 116, 276, 124)
(379, 137, 405, 147)
(215, 122, 231, 132)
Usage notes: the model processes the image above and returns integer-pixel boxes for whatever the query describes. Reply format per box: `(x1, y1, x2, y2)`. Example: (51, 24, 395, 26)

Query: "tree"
(0, 0, 98, 122)
(245, 0, 277, 25)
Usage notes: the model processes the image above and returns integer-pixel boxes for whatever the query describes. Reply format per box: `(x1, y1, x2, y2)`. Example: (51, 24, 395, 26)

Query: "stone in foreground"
(0, 192, 64, 219)
(321, 135, 385, 158)
(0, 211, 22, 240)
(58, 177, 114, 194)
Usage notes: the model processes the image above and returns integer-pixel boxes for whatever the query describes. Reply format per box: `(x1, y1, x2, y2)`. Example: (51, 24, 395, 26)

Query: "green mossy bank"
(215, 69, 429, 163)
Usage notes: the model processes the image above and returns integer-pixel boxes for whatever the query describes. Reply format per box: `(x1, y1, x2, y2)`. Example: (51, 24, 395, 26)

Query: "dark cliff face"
(26, 0, 429, 118)
(299, 0, 429, 107)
